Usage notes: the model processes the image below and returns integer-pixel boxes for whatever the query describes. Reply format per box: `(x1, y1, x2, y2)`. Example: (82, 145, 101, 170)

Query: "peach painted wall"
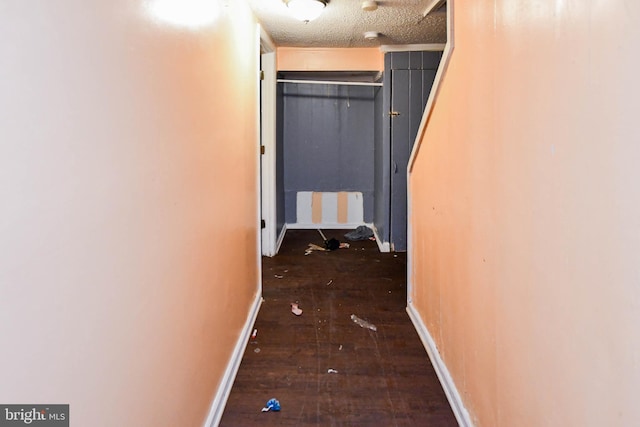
(277, 47, 383, 71)
(410, 1, 640, 426)
(0, 1, 259, 426)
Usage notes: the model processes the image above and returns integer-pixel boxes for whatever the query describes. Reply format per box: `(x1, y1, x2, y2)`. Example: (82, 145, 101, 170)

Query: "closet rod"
(277, 79, 383, 87)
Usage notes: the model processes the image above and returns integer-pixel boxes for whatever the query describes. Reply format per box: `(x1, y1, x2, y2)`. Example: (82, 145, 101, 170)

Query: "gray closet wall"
(281, 82, 376, 224)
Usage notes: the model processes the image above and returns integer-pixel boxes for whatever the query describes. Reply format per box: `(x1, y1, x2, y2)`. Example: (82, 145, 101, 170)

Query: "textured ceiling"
(247, 0, 447, 48)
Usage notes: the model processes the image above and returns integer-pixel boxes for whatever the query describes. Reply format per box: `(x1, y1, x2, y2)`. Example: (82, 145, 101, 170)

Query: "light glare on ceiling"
(147, 0, 221, 28)
(286, 0, 326, 22)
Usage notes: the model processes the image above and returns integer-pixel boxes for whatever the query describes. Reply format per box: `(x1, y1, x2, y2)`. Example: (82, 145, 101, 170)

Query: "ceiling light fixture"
(361, 1, 378, 12)
(364, 31, 379, 41)
(286, 0, 326, 22)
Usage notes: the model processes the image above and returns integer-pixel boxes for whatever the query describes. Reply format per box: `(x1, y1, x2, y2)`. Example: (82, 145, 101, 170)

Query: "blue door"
(389, 52, 440, 251)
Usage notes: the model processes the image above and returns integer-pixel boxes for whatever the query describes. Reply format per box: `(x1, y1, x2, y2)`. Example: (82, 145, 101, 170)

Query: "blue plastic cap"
(266, 398, 281, 411)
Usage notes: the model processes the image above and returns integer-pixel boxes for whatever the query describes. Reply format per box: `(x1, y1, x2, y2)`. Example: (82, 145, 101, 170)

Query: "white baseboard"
(406, 303, 473, 427)
(275, 223, 288, 255)
(371, 224, 391, 253)
(203, 292, 263, 427)
(286, 223, 363, 230)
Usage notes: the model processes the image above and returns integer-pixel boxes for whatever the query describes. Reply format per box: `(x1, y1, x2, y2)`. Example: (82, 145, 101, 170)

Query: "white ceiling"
(247, 0, 447, 48)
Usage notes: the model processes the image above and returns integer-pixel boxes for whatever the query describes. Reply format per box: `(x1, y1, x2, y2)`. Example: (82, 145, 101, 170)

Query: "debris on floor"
(222, 229, 459, 425)
(327, 369, 339, 374)
(344, 225, 374, 241)
(250, 329, 258, 343)
(325, 237, 340, 250)
(350, 314, 377, 332)
(316, 229, 333, 249)
(304, 231, 351, 254)
(291, 303, 303, 316)
(318, 229, 350, 251)
(307, 243, 326, 252)
(261, 398, 281, 412)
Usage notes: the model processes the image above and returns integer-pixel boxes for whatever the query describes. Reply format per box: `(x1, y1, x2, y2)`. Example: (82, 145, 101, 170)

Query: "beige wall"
(0, 1, 259, 426)
(277, 47, 383, 71)
(410, 1, 640, 426)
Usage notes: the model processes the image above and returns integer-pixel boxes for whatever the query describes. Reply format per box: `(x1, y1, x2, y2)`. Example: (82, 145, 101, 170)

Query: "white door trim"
(260, 27, 277, 256)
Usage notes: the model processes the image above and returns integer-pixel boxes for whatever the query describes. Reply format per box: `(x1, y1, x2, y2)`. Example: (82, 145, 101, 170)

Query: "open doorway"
(260, 2, 451, 257)
(272, 57, 443, 254)
(275, 70, 382, 246)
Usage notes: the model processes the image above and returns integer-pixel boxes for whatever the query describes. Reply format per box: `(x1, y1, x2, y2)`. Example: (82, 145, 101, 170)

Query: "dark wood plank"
(220, 229, 457, 426)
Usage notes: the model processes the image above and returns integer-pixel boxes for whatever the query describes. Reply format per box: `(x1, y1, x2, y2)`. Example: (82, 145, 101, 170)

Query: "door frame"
(260, 27, 277, 256)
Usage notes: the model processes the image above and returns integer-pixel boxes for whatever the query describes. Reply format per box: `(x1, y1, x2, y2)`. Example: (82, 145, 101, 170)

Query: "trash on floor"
(305, 233, 350, 254)
(254, 348, 261, 353)
(327, 369, 339, 374)
(339, 344, 343, 351)
(305, 242, 327, 255)
(307, 243, 326, 252)
(317, 229, 331, 247)
(274, 274, 284, 279)
(261, 398, 281, 412)
(324, 237, 340, 250)
(350, 314, 377, 331)
(291, 303, 303, 316)
(250, 329, 258, 342)
(344, 225, 374, 241)
(317, 229, 345, 251)
(326, 279, 333, 286)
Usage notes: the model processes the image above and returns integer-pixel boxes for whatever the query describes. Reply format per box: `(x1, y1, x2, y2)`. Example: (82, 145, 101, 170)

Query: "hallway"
(220, 230, 457, 426)
(3, 1, 640, 426)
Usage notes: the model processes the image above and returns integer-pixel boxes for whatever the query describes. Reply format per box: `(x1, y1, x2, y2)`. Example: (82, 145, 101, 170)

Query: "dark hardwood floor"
(220, 229, 457, 426)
